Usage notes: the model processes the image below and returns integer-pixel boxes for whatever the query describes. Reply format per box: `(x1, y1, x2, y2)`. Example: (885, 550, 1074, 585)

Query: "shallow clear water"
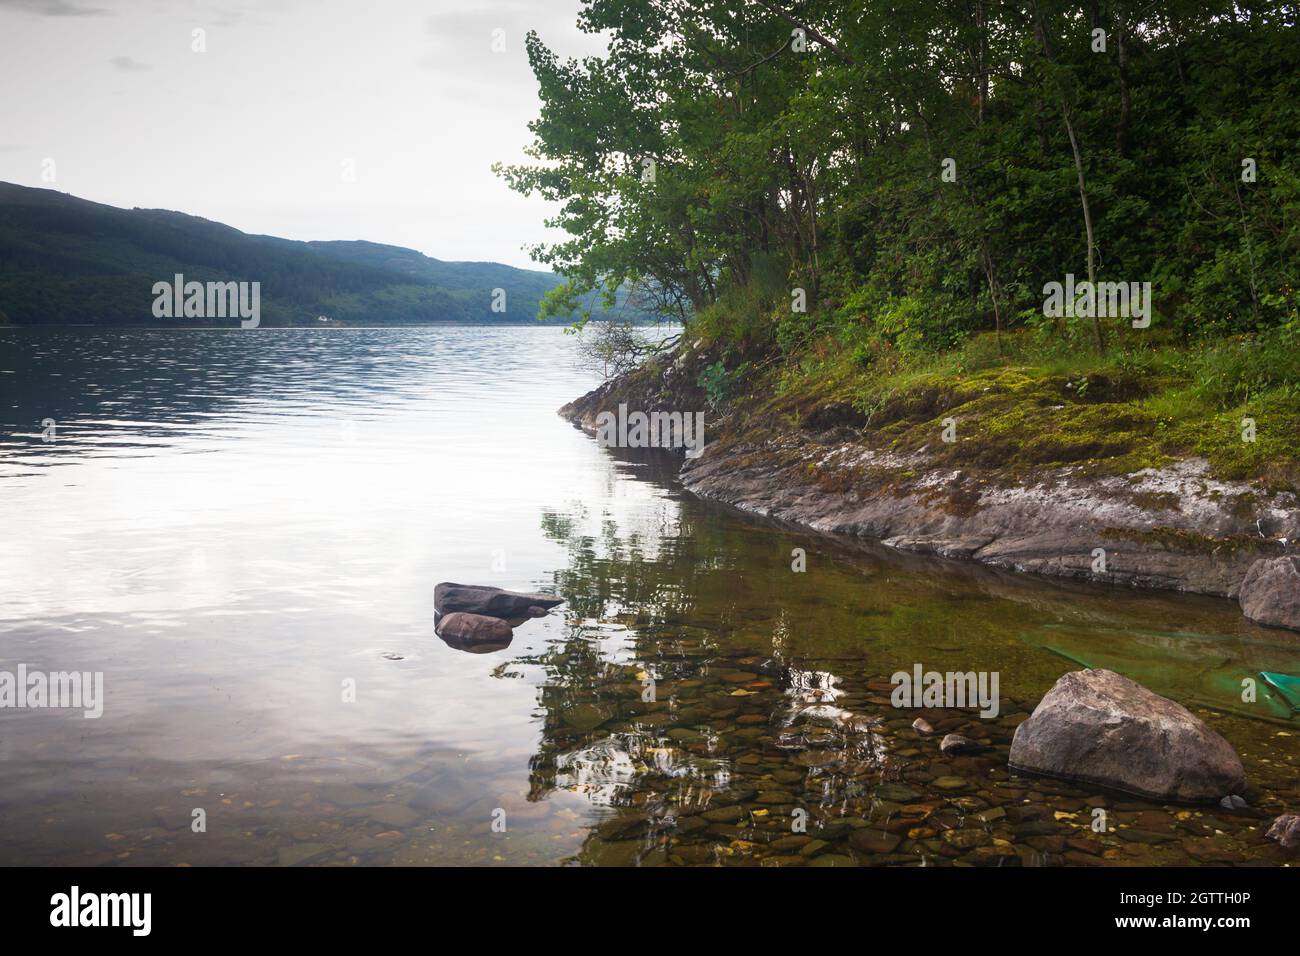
(0, 326, 1295, 867)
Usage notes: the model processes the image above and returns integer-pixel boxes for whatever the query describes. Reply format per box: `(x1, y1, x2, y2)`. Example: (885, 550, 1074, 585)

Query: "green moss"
(1102, 526, 1283, 557)
(682, 328, 1300, 492)
(1180, 390, 1300, 489)
(715, 330, 1300, 489)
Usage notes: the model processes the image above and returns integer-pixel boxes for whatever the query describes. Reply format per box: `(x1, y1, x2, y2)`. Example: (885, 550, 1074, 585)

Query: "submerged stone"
(939, 733, 978, 754)
(435, 611, 513, 644)
(848, 829, 903, 854)
(277, 842, 332, 867)
(1219, 794, 1249, 812)
(942, 828, 991, 849)
(875, 783, 921, 802)
(1266, 814, 1300, 849)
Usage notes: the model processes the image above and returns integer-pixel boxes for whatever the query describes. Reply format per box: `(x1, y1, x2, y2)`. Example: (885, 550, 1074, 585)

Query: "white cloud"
(0, 0, 111, 17)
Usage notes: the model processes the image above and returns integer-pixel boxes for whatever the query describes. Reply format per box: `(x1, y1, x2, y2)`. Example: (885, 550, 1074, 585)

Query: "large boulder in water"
(435, 612, 513, 645)
(1238, 556, 1300, 631)
(1008, 669, 1246, 803)
(434, 582, 563, 619)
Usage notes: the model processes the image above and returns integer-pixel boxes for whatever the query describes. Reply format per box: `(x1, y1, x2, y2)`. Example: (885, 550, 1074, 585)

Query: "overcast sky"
(0, 0, 609, 270)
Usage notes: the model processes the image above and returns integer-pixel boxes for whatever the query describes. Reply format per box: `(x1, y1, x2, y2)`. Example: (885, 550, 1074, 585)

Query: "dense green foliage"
(0, 182, 635, 326)
(500, 2, 1298, 358)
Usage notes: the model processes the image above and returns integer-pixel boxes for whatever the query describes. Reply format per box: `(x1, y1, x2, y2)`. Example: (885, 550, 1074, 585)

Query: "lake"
(0, 326, 1295, 866)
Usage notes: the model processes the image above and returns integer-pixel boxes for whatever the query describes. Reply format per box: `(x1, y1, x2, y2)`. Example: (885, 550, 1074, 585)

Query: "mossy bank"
(561, 335, 1300, 632)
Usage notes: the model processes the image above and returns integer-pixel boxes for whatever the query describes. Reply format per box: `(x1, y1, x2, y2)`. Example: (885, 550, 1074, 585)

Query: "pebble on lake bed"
(1266, 814, 1300, 848)
(939, 733, 978, 754)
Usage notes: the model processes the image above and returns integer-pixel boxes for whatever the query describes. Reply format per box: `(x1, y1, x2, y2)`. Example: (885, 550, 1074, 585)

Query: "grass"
(710, 326, 1300, 491)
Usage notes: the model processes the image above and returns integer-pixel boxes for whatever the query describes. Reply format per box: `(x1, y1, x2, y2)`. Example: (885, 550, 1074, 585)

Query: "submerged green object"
(1040, 644, 1094, 669)
(1260, 672, 1300, 712)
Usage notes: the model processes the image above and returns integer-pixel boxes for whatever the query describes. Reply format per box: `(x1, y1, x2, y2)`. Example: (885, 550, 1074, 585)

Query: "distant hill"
(0, 183, 632, 326)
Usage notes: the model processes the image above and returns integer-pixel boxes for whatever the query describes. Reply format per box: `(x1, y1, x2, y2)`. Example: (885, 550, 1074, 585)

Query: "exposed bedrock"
(561, 360, 1300, 631)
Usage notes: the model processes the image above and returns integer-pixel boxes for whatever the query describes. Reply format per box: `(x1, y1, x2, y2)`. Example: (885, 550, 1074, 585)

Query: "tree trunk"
(982, 242, 1004, 353)
(1116, 5, 1131, 156)
(976, 0, 988, 125)
(1033, 4, 1104, 354)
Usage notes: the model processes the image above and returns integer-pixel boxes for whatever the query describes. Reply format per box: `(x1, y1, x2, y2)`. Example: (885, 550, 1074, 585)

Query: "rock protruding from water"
(940, 733, 979, 754)
(434, 582, 564, 619)
(1008, 669, 1246, 803)
(1266, 814, 1300, 849)
(1238, 556, 1300, 631)
(435, 612, 513, 645)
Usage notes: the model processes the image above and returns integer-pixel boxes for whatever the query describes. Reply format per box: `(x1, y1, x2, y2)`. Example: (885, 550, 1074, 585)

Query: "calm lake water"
(0, 326, 1296, 867)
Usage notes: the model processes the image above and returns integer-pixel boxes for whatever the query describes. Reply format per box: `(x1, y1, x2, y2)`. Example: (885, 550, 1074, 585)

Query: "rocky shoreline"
(561, 344, 1300, 632)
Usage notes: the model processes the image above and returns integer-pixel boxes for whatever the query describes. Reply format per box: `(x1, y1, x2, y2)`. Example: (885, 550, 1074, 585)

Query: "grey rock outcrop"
(1238, 556, 1300, 631)
(561, 362, 1300, 629)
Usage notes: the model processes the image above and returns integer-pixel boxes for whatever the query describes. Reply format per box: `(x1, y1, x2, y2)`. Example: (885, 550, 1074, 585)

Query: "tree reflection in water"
(509, 447, 1298, 866)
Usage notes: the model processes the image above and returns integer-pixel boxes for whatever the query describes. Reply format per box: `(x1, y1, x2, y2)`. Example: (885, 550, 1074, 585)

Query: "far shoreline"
(0, 320, 676, 331)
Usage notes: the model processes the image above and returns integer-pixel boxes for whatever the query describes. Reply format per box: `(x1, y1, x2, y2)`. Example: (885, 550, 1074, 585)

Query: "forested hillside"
(0, 183, 634, 326)
(504, 1, 1300, 483)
